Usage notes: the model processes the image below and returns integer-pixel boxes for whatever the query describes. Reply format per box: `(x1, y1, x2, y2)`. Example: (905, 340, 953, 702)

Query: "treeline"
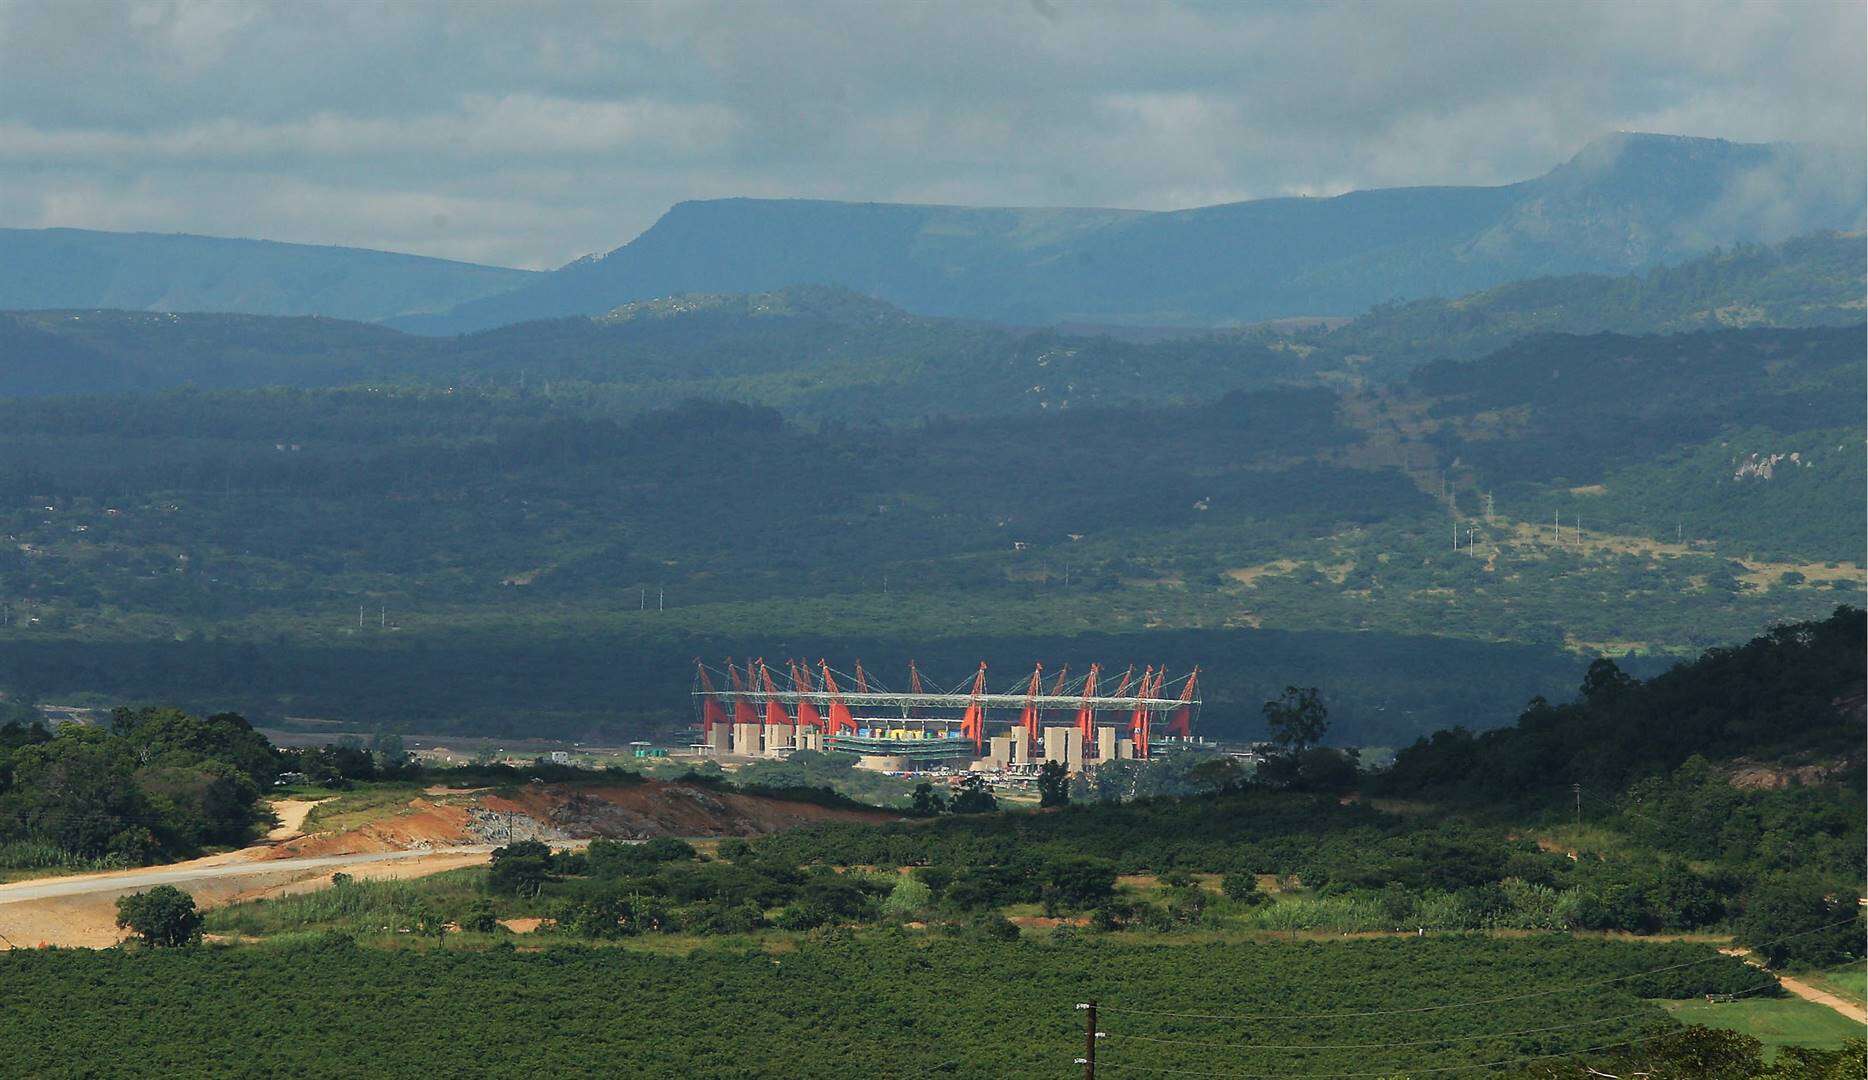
(1379, 606, 1866, 799)
(0, 623, 1586, 746)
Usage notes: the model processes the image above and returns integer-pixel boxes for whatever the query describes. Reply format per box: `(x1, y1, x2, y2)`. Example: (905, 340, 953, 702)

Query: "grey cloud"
(0, 0, 1860, 269)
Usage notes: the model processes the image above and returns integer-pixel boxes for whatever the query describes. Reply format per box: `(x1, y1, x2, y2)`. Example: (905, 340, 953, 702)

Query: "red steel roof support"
(819, 660, 856, 736)
(960, 662, 987, 753)
(695, 661, 727, 736)
(1074, 663, 1102, 748)
(1018, 663, 1043, 754)
(1167, 666, 1200, 738)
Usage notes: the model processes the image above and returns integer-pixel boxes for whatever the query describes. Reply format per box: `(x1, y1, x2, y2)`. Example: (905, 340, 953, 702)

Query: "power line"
(1089, 917, 1857, 1022)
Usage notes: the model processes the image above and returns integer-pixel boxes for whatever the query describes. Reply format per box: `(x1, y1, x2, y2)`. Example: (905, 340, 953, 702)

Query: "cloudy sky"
(2, 0, 1861, 269)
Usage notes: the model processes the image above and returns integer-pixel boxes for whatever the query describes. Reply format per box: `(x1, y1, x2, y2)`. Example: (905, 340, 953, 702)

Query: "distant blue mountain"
(396, 133, 1865, 334)
(0, 228, 535, 322)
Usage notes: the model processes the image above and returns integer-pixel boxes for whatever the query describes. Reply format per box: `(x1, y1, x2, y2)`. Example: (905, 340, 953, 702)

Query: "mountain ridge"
(396, 133, 1865, 334)
(0, 227, 537, 323)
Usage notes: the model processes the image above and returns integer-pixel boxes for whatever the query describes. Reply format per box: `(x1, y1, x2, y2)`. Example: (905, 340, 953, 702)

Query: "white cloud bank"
(0, 0, 1860, 269)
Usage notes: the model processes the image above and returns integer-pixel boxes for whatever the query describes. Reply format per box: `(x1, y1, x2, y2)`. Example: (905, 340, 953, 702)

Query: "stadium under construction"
(692, 659, 1201, 773)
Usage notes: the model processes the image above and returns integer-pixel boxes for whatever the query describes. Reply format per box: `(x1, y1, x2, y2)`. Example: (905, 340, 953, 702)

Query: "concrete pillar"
(988, 735, 1015, 769)
(1097, 726, 1117, 762)
(763, 724, 794, 757)
(1011, 736, 1030, 765)
(733, 723, 761, 756)
(1116, 738, 1134, 760)
(1043, 726, 1068, 765)
(1064, 728, 1084, 772)
(706, 724, 731, 754)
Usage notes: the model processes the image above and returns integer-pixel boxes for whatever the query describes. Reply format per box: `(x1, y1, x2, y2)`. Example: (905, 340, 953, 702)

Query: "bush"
(1221, 872, 1268, 904)
(461, 898, 500, 934)
(115, 886, 202, 947)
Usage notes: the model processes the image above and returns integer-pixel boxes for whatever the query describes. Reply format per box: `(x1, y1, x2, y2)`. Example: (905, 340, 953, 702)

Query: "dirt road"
(0, 846, 492, 949)
(1776, 973, 1868, 1025)
(1720, 946, 1867, 1024)
(265, 797, 332, 841)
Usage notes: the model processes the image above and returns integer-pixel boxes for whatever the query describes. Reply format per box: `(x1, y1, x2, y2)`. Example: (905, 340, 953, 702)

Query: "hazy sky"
(2, 0, 1862, 269)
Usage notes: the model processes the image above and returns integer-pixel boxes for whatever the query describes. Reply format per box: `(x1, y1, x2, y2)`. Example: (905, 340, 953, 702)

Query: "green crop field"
(0, 936, 1781, 1079)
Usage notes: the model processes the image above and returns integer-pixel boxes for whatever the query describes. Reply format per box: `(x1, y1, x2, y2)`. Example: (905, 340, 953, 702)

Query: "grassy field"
(298, 783, 430, 833)
(1658, 995, 1865, 1053)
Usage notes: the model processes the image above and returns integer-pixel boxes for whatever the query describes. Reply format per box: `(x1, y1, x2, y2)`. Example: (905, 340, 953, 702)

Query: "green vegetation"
(0, 322, 1858, 743)
(1658, 995, 1866, 1056)
(0, 706, 275, 865)
(1323, 231, 1867, 376)
(0, 935, 1802, 1078)
(114, 885, 203, 947)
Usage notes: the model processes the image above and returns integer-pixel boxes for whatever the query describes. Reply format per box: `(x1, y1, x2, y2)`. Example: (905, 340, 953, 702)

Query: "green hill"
(1323, 231, 1866, 376)
(0, 228, 535, 322)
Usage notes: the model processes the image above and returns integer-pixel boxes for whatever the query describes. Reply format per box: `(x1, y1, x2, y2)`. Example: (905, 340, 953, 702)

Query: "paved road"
(0, 846, 495, 905)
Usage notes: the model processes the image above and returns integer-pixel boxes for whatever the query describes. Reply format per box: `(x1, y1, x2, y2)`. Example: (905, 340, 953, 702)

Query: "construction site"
(692, 659, 1202, 774)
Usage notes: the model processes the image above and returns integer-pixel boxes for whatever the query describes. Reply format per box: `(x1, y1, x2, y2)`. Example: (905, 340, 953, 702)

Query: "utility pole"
(658, 587, 664, 611)
(1079, 1000, 1098, 1080)
(1572, 782, 1582, 832)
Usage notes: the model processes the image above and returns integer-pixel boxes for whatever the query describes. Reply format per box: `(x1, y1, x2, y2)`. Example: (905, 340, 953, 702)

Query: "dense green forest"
(0, 706, 276, 868)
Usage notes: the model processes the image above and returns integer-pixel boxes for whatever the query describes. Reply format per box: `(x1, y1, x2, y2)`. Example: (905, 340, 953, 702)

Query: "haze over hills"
(1, 231, 1859, 416)
(0, 228, 536, 323)
(397, 133, 1866, 334)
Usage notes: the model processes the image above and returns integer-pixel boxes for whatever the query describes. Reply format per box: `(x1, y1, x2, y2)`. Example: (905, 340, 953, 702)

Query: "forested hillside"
(400, 134, 1866, 333)
(0, 318, 1857, 740)
(1381, 605, 1866, 799)
(1320, 231, 1865, 376)
(4, 231, 1858, 420)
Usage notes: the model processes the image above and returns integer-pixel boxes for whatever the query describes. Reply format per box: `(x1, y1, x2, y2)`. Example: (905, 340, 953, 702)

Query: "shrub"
(115, 886, 202, 947)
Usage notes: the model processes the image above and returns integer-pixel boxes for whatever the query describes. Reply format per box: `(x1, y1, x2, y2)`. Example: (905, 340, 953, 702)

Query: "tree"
(1262, 686, 1328, 750)
(1187, 757, 1244, 793)
(948, 776, 997, 814)
(1736, 875, 1864, 967)
(910, 782, 947, 815)
(488, 839, 555, 897)
(1036, 762, 1070, 808)
(1220, 871, 1264, 902)
(1042, 857, 1116, 909)
(115, 886, 202, 947)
